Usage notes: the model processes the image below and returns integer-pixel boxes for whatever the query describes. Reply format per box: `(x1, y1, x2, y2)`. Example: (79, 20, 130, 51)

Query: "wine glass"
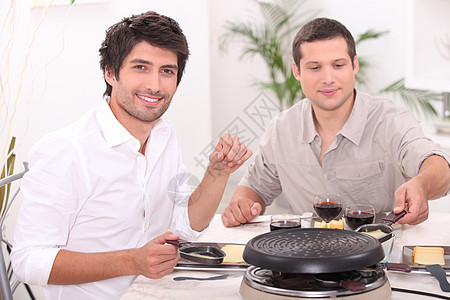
(270, 214, 301, 231)
(344, 204, 375, 230)
(313, 194, 343, 224)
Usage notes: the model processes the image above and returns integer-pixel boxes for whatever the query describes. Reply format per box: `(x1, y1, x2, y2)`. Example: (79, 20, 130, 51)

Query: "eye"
(134, 65, 146, 70)
(309, 66, 320, 71)
(161, 68, 176, 75)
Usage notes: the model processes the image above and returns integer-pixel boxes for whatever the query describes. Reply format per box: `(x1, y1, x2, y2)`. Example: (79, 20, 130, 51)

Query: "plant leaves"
(1, 137, 16, 217)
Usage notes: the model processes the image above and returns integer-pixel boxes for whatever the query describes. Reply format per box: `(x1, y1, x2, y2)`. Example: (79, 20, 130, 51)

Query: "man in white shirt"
(11, 11, 252, 299)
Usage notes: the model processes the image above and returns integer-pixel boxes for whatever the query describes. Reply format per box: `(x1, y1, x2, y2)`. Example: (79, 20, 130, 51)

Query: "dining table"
(121, 210, 450, 300)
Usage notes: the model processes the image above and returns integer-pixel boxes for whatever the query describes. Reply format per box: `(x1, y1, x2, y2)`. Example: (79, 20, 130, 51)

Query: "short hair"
(99, 11, 189, 97)
(292, 17, 356, 68)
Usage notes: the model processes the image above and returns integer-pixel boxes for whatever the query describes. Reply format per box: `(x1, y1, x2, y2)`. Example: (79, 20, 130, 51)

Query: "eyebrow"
(304, 58, 348, 65)
(129, 58, 178, 71)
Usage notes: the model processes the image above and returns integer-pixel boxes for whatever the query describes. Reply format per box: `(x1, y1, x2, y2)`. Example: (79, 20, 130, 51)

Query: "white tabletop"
(121, 211, 450, 300)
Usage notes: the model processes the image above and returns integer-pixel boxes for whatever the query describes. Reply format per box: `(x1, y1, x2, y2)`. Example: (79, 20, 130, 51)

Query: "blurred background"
(1, 1, 450, 298)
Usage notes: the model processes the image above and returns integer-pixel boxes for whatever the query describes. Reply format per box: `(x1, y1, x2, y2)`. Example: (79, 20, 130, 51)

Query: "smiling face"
(105, 41, 178, 130)
(293, 37, 359, 114)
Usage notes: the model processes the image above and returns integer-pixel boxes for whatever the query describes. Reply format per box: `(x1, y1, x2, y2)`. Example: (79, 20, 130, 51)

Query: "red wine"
(313, 202, 342, 222)
(270, 220, 301, 231)
(345, 212, 375, 230)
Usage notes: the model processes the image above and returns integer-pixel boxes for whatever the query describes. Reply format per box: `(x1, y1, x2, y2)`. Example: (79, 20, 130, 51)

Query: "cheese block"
(413, 246, 445, 266)
(362, 229, 388, 239)
(314, 219, 344, 229)
(222, 244, 246, 264)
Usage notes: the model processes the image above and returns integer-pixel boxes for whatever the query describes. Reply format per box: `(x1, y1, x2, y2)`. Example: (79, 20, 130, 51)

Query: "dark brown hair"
(99, 11, 189, 97)
(292, 17, 356, 68)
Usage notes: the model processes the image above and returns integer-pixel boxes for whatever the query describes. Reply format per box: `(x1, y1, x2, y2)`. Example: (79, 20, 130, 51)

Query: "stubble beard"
(120, 91, 173, 123)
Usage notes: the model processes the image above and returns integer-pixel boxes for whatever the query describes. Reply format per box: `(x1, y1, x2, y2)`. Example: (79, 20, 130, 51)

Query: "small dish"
(402, 245, 450, 275)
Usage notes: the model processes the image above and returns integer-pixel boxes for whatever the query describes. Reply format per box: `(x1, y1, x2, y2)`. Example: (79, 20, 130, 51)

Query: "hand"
(221, 198, 262, 227)
(209, 133, 252, 176)
(134, 232, 180, 279)
(394, 177, 429, 225)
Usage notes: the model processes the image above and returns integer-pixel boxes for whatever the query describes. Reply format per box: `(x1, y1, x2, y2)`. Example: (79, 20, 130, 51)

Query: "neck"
(313, 94, 355, 138)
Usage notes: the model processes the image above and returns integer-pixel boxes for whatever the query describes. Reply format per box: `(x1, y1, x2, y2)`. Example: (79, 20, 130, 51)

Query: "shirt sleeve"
(239, 117, 283, 205)
(11, 135, 84, 285)
(168, 149, 206, 240)
(390, 108, 450, 195)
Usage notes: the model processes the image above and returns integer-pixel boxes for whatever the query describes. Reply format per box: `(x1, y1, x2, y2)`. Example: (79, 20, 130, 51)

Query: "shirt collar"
(300, 90, 369, 146)
(95, 99, 136, 148)
(95, 98, 170, 149)
(339, 90, 370, 146)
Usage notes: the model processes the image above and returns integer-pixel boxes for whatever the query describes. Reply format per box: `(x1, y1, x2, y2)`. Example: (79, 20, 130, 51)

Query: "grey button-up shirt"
(240, 91, 450, 214)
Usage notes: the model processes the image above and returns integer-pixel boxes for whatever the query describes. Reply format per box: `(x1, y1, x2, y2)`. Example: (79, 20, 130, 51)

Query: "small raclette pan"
(355, 210, 406, 242)
(166, 239, 226, 265)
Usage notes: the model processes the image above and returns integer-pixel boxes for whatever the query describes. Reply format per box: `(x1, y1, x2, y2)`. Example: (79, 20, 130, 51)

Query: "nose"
(321, 66, 335, 85)
(145, 71, 161, 93)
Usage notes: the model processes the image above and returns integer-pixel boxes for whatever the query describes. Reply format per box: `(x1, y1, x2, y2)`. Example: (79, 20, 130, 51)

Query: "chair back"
(0, 162, 29, 300)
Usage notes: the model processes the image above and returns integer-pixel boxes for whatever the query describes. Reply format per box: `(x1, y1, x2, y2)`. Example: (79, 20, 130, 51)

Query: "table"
(121, 211, 450, 299)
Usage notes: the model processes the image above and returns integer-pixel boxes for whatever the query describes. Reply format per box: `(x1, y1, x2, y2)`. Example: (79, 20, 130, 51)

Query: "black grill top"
(244, 228, 384, 273)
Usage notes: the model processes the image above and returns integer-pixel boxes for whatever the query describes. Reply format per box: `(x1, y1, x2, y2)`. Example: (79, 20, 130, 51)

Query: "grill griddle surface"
(244, 228, 384, 273)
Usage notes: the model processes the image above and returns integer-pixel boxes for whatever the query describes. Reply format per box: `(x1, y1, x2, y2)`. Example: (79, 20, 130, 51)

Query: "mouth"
(136, 93, 163, 104)
(319, 88, 338, 96)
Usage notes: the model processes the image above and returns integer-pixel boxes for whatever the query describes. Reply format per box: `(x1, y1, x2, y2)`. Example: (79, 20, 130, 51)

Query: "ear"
(292, 61, 301, 81)
(104, 67, 116, 86)
(353, 56, 359, 75)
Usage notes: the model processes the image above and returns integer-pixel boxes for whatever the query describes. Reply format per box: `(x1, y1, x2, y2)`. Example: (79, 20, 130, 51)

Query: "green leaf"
(1, 137, 16, 217)
(220, 0, 318, 109)
(379, 78, 441, 119)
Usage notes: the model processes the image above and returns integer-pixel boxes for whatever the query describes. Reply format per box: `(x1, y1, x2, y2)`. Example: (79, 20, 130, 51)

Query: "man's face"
(105, 41, 178, 127)
(293, 37, 359, 112)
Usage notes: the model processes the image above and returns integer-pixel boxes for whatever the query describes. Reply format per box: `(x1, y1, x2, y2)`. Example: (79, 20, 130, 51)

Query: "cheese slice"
(314, 220, 344, 229)
(222, 244, 246, 264)
(362, 229, 388, 239)
(413, 246, 445, 266)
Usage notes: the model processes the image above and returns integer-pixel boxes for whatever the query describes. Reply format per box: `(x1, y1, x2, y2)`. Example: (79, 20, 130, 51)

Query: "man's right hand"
(134, 232, 180, 279)
(221, 197, 263, 227)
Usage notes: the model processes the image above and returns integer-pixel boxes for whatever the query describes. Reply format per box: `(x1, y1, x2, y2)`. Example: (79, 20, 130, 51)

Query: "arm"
(394, 155, 450, 225)
(48, 232, 179, 284)
(221, 186, 266, 227)
(188, 133, 252, 231)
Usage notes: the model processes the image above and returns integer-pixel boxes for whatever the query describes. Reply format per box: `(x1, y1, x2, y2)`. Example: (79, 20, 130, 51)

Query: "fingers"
(137, 232, 181, 279)
(221, 198, 260, 227)
(152, 231, 180, 245)
(214, 134, 252, 169)
(393, 187, 406, 214)
(394, 184, 429, 225)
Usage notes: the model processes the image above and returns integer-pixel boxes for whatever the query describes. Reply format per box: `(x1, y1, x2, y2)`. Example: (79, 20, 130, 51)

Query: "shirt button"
(326, 174, 332, 180)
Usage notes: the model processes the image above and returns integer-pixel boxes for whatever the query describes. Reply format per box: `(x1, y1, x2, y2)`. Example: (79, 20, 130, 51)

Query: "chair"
(0, 162, 29, 300)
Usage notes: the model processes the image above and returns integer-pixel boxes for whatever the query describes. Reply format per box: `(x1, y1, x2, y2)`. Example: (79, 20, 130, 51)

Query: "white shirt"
(11, 100, 201, 299)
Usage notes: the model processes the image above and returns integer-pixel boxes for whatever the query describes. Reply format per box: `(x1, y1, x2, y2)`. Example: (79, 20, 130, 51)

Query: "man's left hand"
(209, 133, 252, 176)
(393, 177, 429, 225)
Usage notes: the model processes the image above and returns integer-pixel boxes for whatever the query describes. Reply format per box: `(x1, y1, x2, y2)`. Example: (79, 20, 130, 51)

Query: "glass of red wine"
(313, 194, 343, 224)
(344, 204, 375, 230)
(270, 214, 301, 231)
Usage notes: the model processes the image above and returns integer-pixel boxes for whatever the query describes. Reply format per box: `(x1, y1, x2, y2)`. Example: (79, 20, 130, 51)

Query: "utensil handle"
(381, 210, 407, 225)
(426, 264, 450, 292)
(385, 262, 411, 273)
(166, 239, 189, 247)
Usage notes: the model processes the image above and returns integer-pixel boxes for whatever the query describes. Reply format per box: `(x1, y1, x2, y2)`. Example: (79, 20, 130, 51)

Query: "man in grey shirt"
(222, 17, 450, 227)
